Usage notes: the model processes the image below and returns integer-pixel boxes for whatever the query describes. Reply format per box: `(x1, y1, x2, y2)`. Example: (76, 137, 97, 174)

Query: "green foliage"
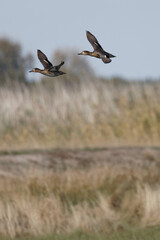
(1, 227, 160, 240)
(0, 38, 33, 84)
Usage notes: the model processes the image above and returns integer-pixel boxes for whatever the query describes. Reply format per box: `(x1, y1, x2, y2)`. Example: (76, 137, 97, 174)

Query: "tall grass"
(0, 155, 160, 238)
(1, 78, 160, 149)
(1, 78, 160, 238)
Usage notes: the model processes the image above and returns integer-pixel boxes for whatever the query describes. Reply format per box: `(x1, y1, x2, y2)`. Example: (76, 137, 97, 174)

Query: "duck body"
(78, 31, 116, 64)
(29, 50, 65, 77)
(30, 68, 65, 77)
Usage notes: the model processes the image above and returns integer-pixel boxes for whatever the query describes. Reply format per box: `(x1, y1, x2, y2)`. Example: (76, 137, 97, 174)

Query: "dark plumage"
(29, 50, 65, 77)
(78, 31, 116, 63)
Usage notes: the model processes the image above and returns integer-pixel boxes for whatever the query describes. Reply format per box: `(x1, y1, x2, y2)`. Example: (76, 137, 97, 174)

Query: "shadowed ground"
(0, 147, 159, 176)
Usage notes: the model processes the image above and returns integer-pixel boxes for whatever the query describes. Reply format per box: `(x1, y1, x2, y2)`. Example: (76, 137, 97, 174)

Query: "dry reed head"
(0, 80, 160, 149)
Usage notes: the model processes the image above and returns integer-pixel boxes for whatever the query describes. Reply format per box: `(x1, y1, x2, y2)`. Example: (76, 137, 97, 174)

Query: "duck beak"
(29, 70, 33, 72)
(78, 52, 82, 55)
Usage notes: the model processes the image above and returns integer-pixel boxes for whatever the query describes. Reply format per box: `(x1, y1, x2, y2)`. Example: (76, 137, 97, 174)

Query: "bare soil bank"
(0, 147, 159, 177)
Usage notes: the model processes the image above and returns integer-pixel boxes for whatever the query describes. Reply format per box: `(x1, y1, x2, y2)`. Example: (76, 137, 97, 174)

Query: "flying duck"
(29, 49, 65, 77)
(78, 31, 116, 63)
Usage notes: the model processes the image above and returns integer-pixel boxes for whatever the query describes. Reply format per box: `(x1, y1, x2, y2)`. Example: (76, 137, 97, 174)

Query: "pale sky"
(1, 0, 160, 80)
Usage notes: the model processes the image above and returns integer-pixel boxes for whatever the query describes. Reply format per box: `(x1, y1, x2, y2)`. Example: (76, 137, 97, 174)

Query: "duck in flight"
(29, 49, 65, 77)
(78, 31, 116, 63)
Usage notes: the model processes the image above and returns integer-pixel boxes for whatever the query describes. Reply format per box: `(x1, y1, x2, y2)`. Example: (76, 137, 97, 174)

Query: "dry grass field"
(1, 79, 160, 239)
(0, 78, 160, 150)
(0, 147, 160, 239)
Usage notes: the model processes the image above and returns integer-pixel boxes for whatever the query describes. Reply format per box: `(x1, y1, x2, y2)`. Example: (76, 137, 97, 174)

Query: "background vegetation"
(0, 38, 160, 150)
(1, 77, 160, 150)
(0, 38, 160, 240)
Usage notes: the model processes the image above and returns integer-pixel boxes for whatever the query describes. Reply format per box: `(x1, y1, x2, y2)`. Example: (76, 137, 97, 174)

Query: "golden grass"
(0, 79, 160, 149)
(1, 78, 160, 238)
(1, 156, 160, 238)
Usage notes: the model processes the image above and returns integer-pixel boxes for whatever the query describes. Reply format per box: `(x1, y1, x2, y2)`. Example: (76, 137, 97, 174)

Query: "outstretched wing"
(51, 61, 65, 71)
(37, 49, 53, 69)
(51, 61, 64, 71)
(86, 31, 103, 50)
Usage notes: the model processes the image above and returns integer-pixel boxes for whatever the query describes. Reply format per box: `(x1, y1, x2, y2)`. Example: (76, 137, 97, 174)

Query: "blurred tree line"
(0, 38, 139, 88)
(0, 38, 33, 84)
(0, 38, 95, 86)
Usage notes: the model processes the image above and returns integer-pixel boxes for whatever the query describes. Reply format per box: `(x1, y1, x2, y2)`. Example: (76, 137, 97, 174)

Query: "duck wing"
(86, 31, 103, 51)
(50, 61, 65, 71)
(37, 49, 53, 69)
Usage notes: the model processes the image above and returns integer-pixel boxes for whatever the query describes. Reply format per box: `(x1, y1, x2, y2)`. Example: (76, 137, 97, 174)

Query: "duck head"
(29, 68, 40, 73)
(78, 51, 90, 56)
